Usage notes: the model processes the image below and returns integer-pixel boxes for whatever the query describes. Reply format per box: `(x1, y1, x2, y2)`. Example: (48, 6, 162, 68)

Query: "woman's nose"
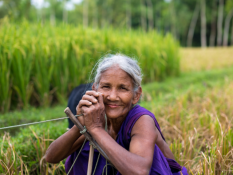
(107, 89, 118, 101)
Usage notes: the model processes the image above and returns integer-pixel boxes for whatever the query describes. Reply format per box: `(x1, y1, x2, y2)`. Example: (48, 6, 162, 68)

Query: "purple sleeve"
(124, 111, 166, 142)
(124, 110, 186, 174)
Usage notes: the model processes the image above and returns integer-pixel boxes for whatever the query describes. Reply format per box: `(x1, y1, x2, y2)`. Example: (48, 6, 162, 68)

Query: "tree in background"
(200, 0, 207, 47)
(217, 0, 224, 46)
(223, 0, 233, 46)
(83, 0, 88, 28)
(140, 0, 146, 31)
(45, 0, 62, 25)
(0, 0, 33, 20)
(209, 0, 217, 47)
(169, 0, 176, 39)
(0, 0, 233, 47)
(146, 0, 154, 30)
(187, 0, 199, 47)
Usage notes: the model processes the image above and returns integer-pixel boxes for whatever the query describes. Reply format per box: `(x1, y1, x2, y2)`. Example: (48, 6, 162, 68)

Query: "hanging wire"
(67, 138, 87, 175)
(0, 114, 83, 130)
(0, 117, 69, 130)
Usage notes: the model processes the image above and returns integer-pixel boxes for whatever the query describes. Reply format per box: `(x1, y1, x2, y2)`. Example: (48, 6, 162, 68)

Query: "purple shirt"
(65, 105, 188, 175)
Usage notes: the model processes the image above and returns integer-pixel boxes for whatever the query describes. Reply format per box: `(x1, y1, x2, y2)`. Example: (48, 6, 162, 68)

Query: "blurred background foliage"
(0, 22, 180, 112)
(0, 0, 233, 47)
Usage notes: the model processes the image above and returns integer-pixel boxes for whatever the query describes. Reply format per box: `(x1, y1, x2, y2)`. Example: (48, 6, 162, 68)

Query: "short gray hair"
(94, 54, 142, 92)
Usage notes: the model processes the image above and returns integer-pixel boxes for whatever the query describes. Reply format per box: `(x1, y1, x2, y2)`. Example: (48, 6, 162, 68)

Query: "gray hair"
(94, 54, 142, 92)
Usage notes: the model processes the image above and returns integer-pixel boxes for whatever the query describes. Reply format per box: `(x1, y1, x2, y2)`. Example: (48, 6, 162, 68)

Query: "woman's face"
(95, 66, 141, 120)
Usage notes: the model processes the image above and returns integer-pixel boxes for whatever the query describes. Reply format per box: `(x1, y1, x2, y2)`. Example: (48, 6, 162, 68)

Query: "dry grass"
(147, 81, 233, 174)
(2, 82, 232, 174)
(0, 129, 65, 175)
(181, 47, 233, 72)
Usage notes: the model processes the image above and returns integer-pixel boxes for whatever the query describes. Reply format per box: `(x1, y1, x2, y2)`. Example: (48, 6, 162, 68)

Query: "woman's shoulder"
(124, 105, 165, 142)
(127, 105, 155, 119)
(126, 105, 156, 129)
(116, 105, 156, 149)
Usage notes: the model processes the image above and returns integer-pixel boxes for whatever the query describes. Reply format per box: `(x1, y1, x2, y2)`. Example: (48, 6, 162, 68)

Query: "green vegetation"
(1, 123, 67, 174)
(1, 63, 233, 174)
(0, 105, 66, 136)
(0, 22, 180, 113)
(1, 0, 233, 47)
(2, 66, 233, 135)
(142, 66, 233, 106)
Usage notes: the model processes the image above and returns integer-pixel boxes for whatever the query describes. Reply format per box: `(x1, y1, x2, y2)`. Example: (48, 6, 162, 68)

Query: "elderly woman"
(45, 54, 188, 175)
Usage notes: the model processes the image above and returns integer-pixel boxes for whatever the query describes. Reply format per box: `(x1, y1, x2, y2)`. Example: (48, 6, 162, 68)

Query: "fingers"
(82, 94, 98, 104)
(76, 100, 92, 115)
(97, 92, 104, 105)
(82, 91, 104, 106)
(79, 99, 93, 107)
(85, 91, 99, 98)
(77, 91, 104, 119)
(76, 91, 99, 114)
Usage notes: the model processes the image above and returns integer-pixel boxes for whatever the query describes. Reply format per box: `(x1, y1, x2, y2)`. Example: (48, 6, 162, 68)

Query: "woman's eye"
(102, 86, 109, 88)
(121, 87, 127, 90)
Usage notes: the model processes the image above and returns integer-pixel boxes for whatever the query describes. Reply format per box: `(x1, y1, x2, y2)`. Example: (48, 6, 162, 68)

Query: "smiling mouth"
(107, 104, 120, 108)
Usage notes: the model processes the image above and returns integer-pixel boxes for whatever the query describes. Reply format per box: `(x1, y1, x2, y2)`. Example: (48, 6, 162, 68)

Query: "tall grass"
(0, 129, 66, 174)
(1, 74, 232, 174)
(0, 21, 180, 112)
(145, 82, 233, 174)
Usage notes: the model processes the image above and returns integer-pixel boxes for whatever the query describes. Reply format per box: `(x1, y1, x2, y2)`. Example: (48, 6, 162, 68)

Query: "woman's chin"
(105, 111, 127, 120)
(105, 113, 119, 119)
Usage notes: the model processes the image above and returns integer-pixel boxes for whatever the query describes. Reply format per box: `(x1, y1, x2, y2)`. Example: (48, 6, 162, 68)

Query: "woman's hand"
(76, 91, 105, 132)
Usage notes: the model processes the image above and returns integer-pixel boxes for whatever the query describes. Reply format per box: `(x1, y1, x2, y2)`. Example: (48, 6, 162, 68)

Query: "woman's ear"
(132, 86, 142, 105)
(92, 83, 97, 91)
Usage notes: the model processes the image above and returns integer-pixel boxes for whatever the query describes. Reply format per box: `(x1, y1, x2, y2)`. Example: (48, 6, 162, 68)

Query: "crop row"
(0, 22, 180, 112)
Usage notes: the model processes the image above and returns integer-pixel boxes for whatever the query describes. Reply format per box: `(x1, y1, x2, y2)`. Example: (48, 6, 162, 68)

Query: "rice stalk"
(0, 22, 180, 111)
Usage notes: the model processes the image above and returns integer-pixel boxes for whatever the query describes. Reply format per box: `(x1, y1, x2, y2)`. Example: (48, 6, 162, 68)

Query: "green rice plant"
(32, 42, 54, 107)
(0, 44, 12, 112)
(0, 22, 180, 111)
(9, 29, 33, 109)
(50, 43, 70, 104)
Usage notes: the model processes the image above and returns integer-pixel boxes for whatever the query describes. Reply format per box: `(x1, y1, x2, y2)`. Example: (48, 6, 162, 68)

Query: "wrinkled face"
(95, 66, 141, 120)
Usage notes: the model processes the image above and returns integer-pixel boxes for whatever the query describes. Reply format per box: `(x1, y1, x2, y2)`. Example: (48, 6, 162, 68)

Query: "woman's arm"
(45, 90, 100, 163)
(45, 125, 84, 163)
(155, 129, 176, 160)
(89, 115, 157, 175)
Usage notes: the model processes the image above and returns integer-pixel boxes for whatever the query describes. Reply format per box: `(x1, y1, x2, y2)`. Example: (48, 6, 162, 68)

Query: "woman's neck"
(107, 116, 126, 140)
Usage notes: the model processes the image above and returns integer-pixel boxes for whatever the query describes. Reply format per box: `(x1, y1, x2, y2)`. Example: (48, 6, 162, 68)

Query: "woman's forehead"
(99, 67, 134, 85)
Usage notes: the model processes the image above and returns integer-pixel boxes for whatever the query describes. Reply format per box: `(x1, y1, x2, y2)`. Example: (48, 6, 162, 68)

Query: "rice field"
(181, 47, 233, 72)
(0, 46, 233, 174)
(146, 81, 233, 174)
(0, 22, 180, 113)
